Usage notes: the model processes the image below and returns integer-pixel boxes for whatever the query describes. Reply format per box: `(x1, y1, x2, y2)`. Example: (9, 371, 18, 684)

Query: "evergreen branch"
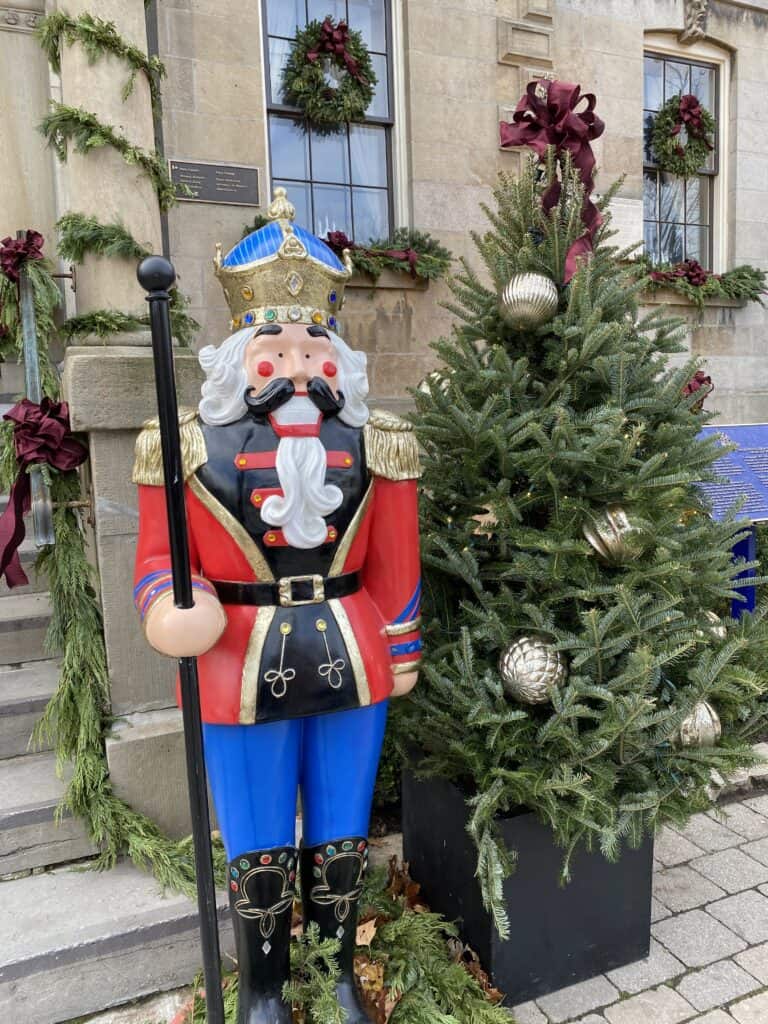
(39, 103, 178, 211)
(60, 293, 199, 348)
(57, 211, 151, 263)
(36, 11, 166, 109)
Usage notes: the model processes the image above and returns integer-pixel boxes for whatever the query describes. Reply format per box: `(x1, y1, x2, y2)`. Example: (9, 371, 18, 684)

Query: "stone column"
(0, 2, 57, 241)
(63, 347, 204, 836)
(57, 0, 163, 315)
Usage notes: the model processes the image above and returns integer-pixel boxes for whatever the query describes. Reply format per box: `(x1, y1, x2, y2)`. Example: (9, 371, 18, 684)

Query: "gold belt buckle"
(278, 574, 325, 607)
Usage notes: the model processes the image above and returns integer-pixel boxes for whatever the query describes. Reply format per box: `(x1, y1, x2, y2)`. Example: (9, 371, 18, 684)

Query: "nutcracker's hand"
(144, 590, 227, 658)
(391, 669, 419, 698)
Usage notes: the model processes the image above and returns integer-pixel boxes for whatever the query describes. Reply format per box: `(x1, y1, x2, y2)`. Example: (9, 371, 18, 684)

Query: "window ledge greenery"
(630, 258, 766, 312)
(348, 268, 432, 291)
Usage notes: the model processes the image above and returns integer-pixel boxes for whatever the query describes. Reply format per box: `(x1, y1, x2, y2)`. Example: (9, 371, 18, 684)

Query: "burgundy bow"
(325, 233, 420, 277)
(675, 94, 714, 148)
(0, 231, 44, 284)
(0, 399, 87, 587)
(650, 259, 713, 288)
(307, 17, 366, 85)
(682, 369, 713, 412)
(499, 80, 605, 282)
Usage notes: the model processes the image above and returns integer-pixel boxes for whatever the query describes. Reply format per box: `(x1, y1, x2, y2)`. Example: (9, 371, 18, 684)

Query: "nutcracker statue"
(132, 188, 422, 1023)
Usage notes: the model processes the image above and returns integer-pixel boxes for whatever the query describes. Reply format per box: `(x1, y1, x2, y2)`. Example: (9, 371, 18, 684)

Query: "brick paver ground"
(512, 794, 768, 1023)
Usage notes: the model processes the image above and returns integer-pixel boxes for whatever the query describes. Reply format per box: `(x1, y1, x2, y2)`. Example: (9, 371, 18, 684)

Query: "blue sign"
(700, 424, 768, 523)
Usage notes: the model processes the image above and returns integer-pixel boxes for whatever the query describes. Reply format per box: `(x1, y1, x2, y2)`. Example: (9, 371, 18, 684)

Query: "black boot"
(228, 847, 297, 1024)
(301, 837, 371, 1022)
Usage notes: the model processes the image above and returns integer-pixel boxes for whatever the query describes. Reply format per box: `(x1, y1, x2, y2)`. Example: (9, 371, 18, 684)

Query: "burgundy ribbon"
(0, 399, 87, 587)
(326, 233, 420, 277)
(650, 258, 713, 288)
(682, 369, 713, 411)
(674, 94, 714, 148)
(0, 230, 44, 284)
(306, 17, 366, 85)
(499, 80, 605, 282)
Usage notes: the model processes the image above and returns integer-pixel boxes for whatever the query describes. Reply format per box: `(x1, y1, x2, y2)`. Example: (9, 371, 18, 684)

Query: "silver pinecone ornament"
(499, 635, 567, 704)
(498, 273, 559, 330)
(582, 505, 645, 565)
(679, 700, 722, 748)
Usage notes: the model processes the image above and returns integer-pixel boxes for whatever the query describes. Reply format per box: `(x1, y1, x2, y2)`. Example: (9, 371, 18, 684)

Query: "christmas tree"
(401, 144, 768, 938)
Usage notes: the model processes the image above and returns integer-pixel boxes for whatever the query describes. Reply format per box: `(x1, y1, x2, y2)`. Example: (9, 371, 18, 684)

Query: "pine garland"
(186, 866, 511, 1024)
(36, 11, 166, 110)
(60, 290, 199, 349)
(57, 212, 151, 263)
(0, 257, 222, 903)
(39, 103, 179, 212)
(637, 257, 766, 310)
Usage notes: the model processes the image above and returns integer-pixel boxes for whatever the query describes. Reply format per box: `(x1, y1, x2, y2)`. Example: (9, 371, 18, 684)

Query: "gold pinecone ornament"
(679, 700, 722, 748)
(498, 273, 559, 330)
(499, 635, 568, 704)
(582, 505, 645, 565)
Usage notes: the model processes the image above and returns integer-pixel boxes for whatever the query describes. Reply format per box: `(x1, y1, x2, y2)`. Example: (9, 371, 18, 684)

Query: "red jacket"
(133, 410, 421, 725)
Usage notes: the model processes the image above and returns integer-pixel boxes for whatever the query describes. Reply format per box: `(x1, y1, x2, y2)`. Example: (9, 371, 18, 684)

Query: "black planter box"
(402, 771, 653, 1003)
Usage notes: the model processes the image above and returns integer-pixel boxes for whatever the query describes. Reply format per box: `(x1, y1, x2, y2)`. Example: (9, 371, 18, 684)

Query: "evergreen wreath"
(282, 17, 376, 130)
(651, 93, 715, 178)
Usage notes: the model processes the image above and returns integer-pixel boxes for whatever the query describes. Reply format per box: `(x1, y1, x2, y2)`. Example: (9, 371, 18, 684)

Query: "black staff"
(137, 257, 224, 1024)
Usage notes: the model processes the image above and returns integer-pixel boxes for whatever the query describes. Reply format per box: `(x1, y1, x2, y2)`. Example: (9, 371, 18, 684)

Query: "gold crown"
(214, 188, 353, 332)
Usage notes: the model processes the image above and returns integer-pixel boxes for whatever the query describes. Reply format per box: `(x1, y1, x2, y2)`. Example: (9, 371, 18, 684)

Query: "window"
(263, 0, 393, 243)
(643, 52, 718, 267)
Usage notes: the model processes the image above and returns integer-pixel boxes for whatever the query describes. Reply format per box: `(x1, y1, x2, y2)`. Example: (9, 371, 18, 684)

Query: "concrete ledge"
(640, 287, 749, 310)
(349, 269, 431, 291)
(62, 346, 204, 432)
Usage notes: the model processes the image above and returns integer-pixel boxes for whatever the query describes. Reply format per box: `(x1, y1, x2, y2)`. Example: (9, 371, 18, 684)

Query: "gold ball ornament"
(679, 700, 722, 748)
(582, 505, 645, 565)
(498, 273, 559, 330)
(499, 635, 567, 704)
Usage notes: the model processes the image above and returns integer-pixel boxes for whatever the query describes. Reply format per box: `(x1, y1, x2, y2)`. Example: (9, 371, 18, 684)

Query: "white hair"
(197, 324, 370, 548)
(198, 327, 369, 428)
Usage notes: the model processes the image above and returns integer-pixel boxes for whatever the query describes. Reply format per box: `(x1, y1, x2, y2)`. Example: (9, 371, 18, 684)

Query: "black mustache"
(244, 378, 295, 419)
(307, 377, 345, 418)
(244, 377, 345, 421)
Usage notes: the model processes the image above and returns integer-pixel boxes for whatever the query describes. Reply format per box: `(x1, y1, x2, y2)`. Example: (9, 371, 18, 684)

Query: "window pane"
(353, 187, 389, 241)
(643, 171, 658, 220)
(366, 53, 389, 118)
(685, 176, 710, 225)
(350, 124, 387, 186)
(313, 184, 353, 237)
(267, 0, 306, 38)
(690, 64, 714, 110)
(685, 225, 710, 265)
(308, 0, 346, 23)
(644, 222, 659, 263)
(274, 179, 312, 227)
(310, 128, 350, 184)
(348, 0, 386, 51)
(270, 116, 310, 179)
(643, 112, 657, 164)
(269, 37, 293, 104)
(664, 60, 689, 101)
(644, 57, 663, 111)
(660, 222, 684, 264)
(659, 173, 684, 223)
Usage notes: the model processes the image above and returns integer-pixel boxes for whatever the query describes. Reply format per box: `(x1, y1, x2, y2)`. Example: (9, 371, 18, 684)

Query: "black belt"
(212, 571, 360, 608)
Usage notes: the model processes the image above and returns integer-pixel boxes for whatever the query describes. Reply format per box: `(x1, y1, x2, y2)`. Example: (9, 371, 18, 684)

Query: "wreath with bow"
(651, 93, 715, 178)
(282, 17, 376, 131)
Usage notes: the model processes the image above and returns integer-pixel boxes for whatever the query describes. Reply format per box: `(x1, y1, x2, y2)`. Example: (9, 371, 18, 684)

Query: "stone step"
(0, 591, 55, 665)
(0, 751, 95, 875)
(0, 359, 25, 394)
(0, 859, 234, 1024)
(0, 661, 58, 760)
(0, 535, 48, 595)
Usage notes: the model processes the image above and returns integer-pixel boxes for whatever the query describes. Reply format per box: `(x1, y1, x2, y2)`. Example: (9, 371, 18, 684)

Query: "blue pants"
(203, 701, 388, 860)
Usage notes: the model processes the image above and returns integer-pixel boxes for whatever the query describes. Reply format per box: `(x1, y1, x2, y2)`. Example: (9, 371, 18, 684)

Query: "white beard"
(260, 396, 343, 548)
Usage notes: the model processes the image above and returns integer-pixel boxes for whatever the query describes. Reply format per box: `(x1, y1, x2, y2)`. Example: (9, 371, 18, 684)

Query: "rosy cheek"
(322, 361, 337, 378)
(257, 360, 274, 378)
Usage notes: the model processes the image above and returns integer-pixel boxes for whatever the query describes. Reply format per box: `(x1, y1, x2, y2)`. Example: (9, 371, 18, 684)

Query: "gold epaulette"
(364, 409, 421, 481)
(132, 407, 207, 486)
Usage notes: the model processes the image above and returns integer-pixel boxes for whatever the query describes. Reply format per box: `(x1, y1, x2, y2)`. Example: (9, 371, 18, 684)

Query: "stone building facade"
(2, 0, 767, 830)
